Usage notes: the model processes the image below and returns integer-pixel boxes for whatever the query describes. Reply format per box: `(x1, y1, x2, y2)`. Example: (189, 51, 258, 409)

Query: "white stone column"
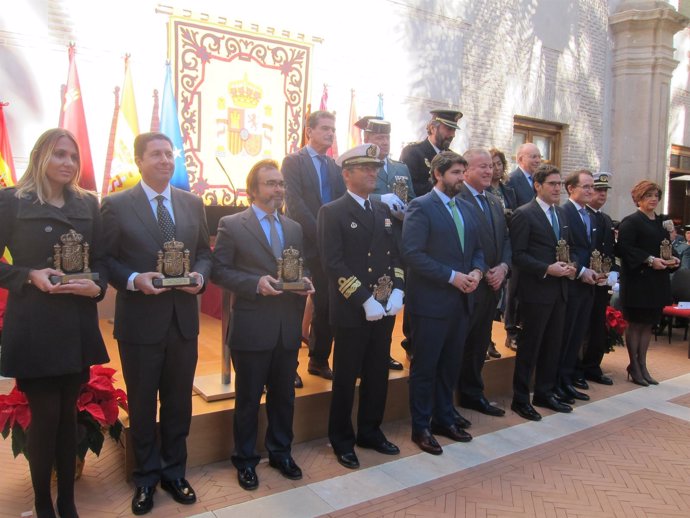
(608, 0, 688, 218)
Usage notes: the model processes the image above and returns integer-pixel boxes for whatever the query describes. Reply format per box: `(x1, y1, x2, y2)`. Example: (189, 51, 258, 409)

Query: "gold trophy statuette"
(49, 229, 100, 285)
(273, 246, 308, 291)
(660, 238, 673, 262)
(589, 249, 612, 285)
(392, 176, 409, 203)
(153, 240, 198, 288)
(555, 239, 575, 267)
(372, 274, 393, 306)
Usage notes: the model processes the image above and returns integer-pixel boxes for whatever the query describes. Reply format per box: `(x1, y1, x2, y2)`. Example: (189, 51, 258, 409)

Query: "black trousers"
(230, 339, 298, 469)
(459, 282, 500, 400)
(118, 318, 198, 487)
(558, 282, 594, 386)
(579, 285, 610, 377)
(328, 317, 394, 455)
(513, 301, 565, 403)
(305, 257, 334, 363)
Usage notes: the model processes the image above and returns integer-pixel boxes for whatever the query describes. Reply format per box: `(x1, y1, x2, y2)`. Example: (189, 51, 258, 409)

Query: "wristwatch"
(646, 256, 654, 267)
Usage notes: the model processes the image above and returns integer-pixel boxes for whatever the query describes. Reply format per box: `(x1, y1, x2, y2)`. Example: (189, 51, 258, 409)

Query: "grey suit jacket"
(371, 158, 416, 202)
(282, 147, 345, 260)
(506, 167, 535, 208)
(211, 207, 306, 351)
(101, 182, 212, 344)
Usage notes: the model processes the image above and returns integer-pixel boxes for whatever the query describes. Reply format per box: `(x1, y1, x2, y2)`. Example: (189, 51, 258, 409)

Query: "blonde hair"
(15, 128, 87, 204)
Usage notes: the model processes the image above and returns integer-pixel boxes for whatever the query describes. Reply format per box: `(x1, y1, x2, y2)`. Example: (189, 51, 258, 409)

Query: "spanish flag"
(103, 55, 140, 195)
(0, 102, 15, 265)
(0, 102, 16, 189)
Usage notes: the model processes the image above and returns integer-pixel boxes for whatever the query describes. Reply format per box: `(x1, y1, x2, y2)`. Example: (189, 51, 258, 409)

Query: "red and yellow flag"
(0, 102, 15, 264)
(0, 102, 16, 189)
(347, 89, 361, 149)
(59, 44, 96, 191)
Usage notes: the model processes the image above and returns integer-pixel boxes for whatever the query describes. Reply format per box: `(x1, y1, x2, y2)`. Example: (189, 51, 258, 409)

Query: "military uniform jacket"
(371, 158, 416, 201)
(317, 193, 404, 327)
(0, 187, 109, 379)
(399, 139, 437, 197)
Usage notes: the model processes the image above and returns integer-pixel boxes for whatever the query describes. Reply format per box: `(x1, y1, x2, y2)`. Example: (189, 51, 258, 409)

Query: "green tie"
(448, 199, 464, 252)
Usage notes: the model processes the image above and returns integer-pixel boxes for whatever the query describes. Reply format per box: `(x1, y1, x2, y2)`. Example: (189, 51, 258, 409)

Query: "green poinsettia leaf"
(11, 424, 27, 459)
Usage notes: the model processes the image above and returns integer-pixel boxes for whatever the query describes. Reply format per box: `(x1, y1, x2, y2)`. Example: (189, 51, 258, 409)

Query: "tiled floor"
(2, 332, 690, 518)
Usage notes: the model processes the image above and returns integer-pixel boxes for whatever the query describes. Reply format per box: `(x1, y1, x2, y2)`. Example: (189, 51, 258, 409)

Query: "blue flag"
(160, 62, 189, 190)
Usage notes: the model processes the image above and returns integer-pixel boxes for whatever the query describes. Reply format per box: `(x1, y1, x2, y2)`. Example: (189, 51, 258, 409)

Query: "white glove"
(607, 271, 619, 287)
(380, 193, 406, 219)
(385, 288, 404, 316)
(363, 296, 385, 321)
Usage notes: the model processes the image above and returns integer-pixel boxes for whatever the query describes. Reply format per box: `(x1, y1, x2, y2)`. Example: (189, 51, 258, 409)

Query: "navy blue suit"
(559, 200, 596, 387)
(402, 189, 486, 432)
(510, 200, 569, 403)
(506, 168, 535, 208)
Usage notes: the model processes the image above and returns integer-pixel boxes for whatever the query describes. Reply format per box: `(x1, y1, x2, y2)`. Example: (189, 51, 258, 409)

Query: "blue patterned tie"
(579, 207, 591, 243)
(549, 206, 560, 240)
(317, 155, 331, 203)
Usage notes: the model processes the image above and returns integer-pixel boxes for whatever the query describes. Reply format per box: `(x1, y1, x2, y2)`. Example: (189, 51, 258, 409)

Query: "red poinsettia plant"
(0, 365, 128, 461)
(605, 305, 628, 352)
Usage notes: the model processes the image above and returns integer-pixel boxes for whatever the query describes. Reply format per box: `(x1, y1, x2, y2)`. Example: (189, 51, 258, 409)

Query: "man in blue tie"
(282, 111, 346, 381)
(402, 151, 486, 455)
(557, 170, 599, 403)
(509, 164, 576, 421)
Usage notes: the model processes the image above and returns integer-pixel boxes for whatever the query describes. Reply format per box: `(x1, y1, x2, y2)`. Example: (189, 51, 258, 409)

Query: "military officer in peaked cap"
(317, 143, 405, 470)
(400, 108, 462, 197)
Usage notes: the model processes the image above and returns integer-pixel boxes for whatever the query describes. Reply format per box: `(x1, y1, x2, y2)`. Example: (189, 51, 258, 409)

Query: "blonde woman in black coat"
(0, 129, 108, 518)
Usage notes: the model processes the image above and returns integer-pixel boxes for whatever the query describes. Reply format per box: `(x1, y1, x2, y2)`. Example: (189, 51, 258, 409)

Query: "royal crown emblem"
(373, 274, 393, 305)
(49, 229, 99, 285)
(156, 240, 190, 279)
(274, 246, 309, 291)
(228, 73, 263, 109)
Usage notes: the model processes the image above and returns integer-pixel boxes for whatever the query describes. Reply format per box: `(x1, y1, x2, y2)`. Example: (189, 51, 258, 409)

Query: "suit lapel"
(347, 195, 373, 233)
(130, 184, 164, 247)
(300, 148, 320, 195)
(530, 200, 558, 245)
(242, 208, 274, 256)
(431, 191, 462, 251)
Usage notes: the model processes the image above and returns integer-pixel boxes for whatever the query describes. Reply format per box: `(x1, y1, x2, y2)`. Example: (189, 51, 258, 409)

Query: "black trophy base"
(272, 281, 309, 291)
(49, 272, 100, 285)
(153, 277, 199, 288)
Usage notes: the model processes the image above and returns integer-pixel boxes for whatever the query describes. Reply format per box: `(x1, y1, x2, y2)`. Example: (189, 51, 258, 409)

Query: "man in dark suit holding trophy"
(212, 159, 313, 490)
(101, 132, 211, 515)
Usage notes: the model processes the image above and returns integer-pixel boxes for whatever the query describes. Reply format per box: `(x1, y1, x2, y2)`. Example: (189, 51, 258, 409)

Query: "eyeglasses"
(543, 181, 562, 187)
(260, 180, 286, 188)
(577, 184, 595, 190)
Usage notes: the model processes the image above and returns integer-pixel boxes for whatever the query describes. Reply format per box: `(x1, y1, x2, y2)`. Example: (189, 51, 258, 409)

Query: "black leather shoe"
(460, 396, 505, 417)
(388, 356, 404, 370)
(452, 409, 472, 429)
(505, 335, 518, 351)
(487, 341, 502, 358)
(161, 478, 196, 504)
(294, 372, 303, 389)
(336, 451, 360, 469)
(585, 373, 613, 385)
(131, 486, 155, 515)
(237, 467, 259, 490)
(553, 386, 575, 405)
(356, 438, 400, 455)
(411, 429, 443, 455)
(533, 395, 572, 413)
(511, 401, 542, 421)
(307, 359, 333, 380)
(430, 422, 472, 442)
(269, 457, 303, 480)
(572, 378, 589, 390)
(563, 384, 590, 401)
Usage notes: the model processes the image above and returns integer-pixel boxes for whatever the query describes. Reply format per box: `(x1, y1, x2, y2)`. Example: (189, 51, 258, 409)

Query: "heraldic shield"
(273, 246, 309, 291)
(153, 240, 198, 288)
(49, 229, 100, 285)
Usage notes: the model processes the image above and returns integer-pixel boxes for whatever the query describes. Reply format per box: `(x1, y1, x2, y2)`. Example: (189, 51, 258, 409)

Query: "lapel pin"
(44, 225, 52, 232)
(351, 222, 358, 229)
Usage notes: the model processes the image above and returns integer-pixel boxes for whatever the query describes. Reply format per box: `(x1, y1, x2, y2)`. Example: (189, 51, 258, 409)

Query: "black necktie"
(477, 193, 493, 229)
(364, 199, 374, 225)
(156, 195, 176, 242)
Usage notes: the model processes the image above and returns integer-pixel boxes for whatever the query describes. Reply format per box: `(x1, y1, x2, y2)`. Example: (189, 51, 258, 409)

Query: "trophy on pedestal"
(273, 246, 309, 291)
(49, 229, 100, 285)
(153, 240, 198, 288)
(372, 274, 393, 306)
(392, 176, 409, 203)
(660, 238, 673, 261)
(556, 239, 575, 268)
